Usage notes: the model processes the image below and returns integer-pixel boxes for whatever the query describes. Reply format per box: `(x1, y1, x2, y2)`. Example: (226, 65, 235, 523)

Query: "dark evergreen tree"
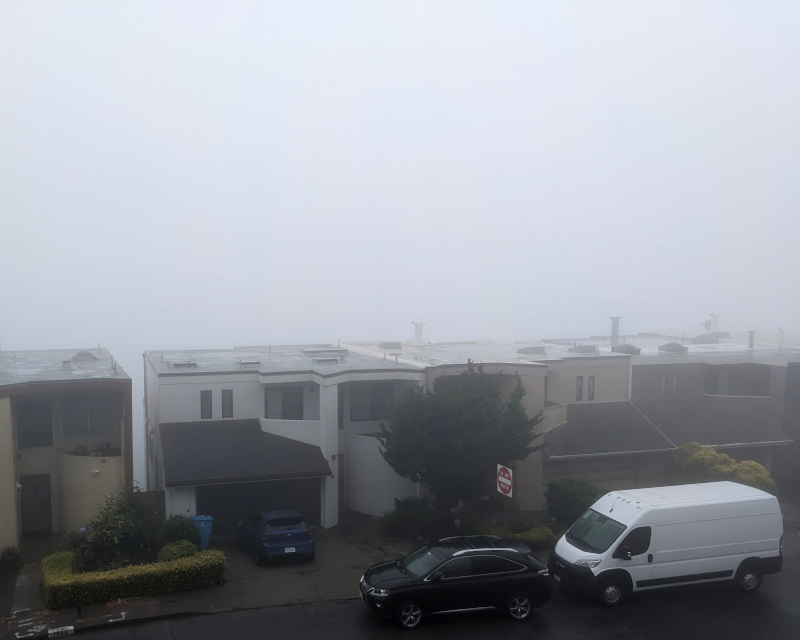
(380, 361, 543, 509)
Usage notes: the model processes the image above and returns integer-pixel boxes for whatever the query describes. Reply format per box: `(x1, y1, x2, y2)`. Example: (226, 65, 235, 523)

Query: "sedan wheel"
(396, 602, 423, 629)
(507, 593, 532, 621)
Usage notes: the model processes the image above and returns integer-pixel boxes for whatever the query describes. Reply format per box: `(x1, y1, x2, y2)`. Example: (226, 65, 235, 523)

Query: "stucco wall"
(547, 356, 631, 405)
(57, 450, 124, 533)
(157, 376, 267, 423)
(0, 398, 18, 547)
(345, 432, 419, 517)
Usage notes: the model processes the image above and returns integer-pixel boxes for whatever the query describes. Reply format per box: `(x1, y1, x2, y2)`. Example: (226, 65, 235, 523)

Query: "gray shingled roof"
(545, 402, 674, 458)
(632, 396, 790, 448)
(160, 420, 332, 487)
(545, 396, 791, 459)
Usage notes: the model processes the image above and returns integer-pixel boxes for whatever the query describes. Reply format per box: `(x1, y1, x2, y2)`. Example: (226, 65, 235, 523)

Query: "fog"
(2, 2, 799, 483)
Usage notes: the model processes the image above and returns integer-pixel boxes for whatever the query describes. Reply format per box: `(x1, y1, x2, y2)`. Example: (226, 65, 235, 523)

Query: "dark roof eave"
(166, 470, 332, 488)
(547, 439, 793, 461)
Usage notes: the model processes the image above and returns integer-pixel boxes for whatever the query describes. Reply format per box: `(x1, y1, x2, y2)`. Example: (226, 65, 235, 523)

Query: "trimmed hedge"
(42, 549, 226, 609)
(459, 517, 555, 551)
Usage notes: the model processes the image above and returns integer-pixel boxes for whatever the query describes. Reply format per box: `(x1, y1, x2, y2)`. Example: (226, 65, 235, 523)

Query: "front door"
(20, 474, 52, 539)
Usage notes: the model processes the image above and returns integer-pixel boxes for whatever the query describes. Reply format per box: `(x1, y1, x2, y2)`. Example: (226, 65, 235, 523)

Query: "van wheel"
(736, 564, 762, 592)
(598, 576, 628, 606)
(507, 593, 533, 621)
(395, 601, 423, 629)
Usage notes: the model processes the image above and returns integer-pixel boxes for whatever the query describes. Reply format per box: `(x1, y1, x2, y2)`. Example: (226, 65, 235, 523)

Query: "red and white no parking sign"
(497, 464, 513, 497)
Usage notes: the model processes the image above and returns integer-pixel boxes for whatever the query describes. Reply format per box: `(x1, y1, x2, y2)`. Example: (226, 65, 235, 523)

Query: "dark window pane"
(16, 398, 53, 448)
(222, 389, 233, 418)
(617, 527, 652, 556)
(588, 376, 595, 402)
(576, 376, 583, 402)
(201, 390, 212, 419)
(62, 395, 89, 436)
(440, 557, 472, 578)
(283, 387, 303, 420)
(472, 555, 523, 575)
(90, 393, 117, 434)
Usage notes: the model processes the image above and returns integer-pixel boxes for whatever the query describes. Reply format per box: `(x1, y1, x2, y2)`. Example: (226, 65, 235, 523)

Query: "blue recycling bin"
(192, 515, 214, 549)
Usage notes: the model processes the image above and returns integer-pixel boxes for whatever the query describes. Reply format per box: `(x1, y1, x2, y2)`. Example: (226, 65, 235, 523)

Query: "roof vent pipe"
(413, 321, 425, 344)
(748, 330, 755, 349)
(610, 316, 621, 346)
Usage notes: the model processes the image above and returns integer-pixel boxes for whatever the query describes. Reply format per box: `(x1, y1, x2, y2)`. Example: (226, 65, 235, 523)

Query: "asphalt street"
(78, 555, 799, 640)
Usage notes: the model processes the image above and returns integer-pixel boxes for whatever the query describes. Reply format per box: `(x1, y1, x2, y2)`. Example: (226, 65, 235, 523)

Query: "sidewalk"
(1, 510, 413, 640)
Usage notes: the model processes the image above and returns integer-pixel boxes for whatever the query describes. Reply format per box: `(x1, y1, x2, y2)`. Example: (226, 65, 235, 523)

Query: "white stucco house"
(143, 330, 640, 531)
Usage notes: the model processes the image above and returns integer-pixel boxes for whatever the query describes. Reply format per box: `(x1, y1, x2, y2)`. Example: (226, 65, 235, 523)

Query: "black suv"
(359, 536, 552, 629)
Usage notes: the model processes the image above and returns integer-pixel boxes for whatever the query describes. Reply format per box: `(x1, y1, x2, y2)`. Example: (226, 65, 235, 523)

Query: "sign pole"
(496, 464, 513, 529)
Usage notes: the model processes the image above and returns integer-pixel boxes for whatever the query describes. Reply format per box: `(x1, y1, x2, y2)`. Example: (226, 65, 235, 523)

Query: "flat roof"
(0, 348, 130, 388)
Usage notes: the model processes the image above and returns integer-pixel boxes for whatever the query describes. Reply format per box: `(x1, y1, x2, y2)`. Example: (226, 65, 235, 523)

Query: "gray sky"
(2, 2, 799, 478)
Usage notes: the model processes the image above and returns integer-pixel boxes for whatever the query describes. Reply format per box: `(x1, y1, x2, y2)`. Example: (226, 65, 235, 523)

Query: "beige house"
(0, 349, 133, 549)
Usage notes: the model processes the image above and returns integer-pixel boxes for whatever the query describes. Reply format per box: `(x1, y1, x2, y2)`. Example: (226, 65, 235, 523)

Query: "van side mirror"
(613, 545, 632, 560)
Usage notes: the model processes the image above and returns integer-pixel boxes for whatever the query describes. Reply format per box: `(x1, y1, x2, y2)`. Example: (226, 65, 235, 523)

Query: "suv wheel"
(395, 601, 423, 629)
(507, 593, 532, 621)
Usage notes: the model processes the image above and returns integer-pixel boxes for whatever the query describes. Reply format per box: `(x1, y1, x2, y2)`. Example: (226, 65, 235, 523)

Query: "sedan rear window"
(265, 517, 306, 530)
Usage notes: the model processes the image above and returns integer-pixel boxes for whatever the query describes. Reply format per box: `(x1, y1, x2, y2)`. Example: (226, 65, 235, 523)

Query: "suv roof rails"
(452, 547, 522, 557)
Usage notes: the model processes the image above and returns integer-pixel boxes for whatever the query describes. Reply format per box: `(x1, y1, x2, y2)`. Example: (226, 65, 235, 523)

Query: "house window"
(62, 393, 117, 436)
(350, 382, 394, 422)
(15, 397, 53, 448)
(201, 390, 212, 419)
(265, 387, 304, 420)
(576, 376, 583, 402)
(671, 372, 678, 396)
(222, 389, 233, 418)
(588, 376, 595, 401)
(62, 395, 89, 436)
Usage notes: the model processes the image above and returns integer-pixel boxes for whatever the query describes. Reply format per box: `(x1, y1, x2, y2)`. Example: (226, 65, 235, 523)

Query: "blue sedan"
(238, 509, 315, 565)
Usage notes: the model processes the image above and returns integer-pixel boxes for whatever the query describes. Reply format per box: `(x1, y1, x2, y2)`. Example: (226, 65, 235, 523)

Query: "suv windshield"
(399, 546, 448, 577)
(566, 509, 626, 553)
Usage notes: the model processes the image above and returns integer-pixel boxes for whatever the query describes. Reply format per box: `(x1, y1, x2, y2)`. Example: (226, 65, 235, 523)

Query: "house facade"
(540, 326, 799, 492)
(144, 337, 633, 528)
(0, 349, 133, 549)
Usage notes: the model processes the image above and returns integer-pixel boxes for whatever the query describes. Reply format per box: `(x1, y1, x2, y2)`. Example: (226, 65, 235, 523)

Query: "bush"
(545, 478, 606, 527)
(673, 442, 777, 495)
(381, 508, 455, 541)
(162, 515, 202, 547)
(74, 484, 162, 571)
(157, 540, 199, 562)
(42, 549, 226, 609)
(458, 517, 555, 552)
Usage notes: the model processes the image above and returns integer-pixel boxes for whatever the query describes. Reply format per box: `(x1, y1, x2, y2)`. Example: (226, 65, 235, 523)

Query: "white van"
(548, 481, 783, 605)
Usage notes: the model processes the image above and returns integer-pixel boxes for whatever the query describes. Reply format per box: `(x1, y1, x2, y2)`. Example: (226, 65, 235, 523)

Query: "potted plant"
(0, 545, 20, 566)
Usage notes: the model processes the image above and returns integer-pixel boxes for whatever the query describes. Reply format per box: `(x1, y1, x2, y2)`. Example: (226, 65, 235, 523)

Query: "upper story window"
(661, 373, 678, 397)
(265, 386, 304, 420)
(576, 376, 583, 402)
(201, 390, 212, 419)
(15, 397, 53, 448)
(351, 382, 394, 422)
(222, 389, 233, 419)
(63, 393, 117, 436)
(588, 376, 595, 402)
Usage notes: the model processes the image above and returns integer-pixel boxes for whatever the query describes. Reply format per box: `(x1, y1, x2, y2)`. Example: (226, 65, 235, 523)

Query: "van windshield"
(566, 509, 626, 553)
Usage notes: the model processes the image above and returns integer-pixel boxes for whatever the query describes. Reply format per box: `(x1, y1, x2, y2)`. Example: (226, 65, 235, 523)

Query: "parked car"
(238, 509, 315, 565)
(359, 536, 552, 629)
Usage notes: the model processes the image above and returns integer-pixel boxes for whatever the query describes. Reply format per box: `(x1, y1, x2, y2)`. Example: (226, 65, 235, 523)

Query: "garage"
(160, 420, 331, 534)
(196, 478, 322, 534)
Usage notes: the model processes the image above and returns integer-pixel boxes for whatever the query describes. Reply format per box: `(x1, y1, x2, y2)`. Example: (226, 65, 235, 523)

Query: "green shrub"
(75, 484, 162, 571)
(157, 540, 198, 562)
(545, 478, 606, 527)
(673, 442, 777, 495)
(42, 549, 226, 609)
(381, 508, 455, 541)
(459, 517, 555, 552)
(161, 515, 202, 547)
